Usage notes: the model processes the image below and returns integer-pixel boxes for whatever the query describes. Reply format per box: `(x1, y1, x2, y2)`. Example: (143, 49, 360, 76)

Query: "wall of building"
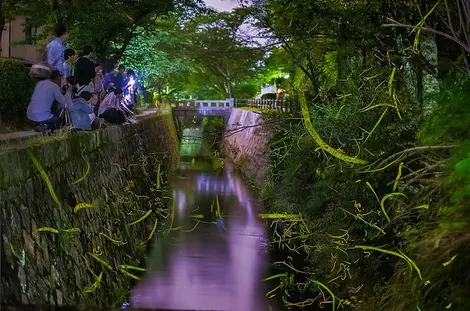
(222, 109, 271, 188)
(0, 113, 179, 307)
(1, 16, 44, 63)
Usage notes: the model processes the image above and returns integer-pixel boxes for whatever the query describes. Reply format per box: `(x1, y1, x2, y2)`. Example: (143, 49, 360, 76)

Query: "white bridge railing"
(172, 99, 235, 109)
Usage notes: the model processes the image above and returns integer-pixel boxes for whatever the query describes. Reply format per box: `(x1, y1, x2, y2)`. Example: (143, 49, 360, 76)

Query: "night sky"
(204, 0, 240, 11)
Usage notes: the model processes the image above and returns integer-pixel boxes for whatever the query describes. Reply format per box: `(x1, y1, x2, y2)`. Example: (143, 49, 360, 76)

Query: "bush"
(0, 58, 35, 123)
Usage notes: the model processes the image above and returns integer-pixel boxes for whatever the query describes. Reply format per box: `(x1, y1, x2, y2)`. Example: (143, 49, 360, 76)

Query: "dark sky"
(204, 0, 240, 11)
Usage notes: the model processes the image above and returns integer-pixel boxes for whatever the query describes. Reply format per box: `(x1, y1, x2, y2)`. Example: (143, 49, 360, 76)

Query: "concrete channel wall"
(222, 109, 271, 188)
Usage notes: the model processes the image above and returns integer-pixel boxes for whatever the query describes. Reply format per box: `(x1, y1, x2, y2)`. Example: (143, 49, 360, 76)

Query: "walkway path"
(0, 108, 160, 146)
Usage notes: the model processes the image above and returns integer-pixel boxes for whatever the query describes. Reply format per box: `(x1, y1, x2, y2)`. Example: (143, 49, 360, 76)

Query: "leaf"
(262, 273, 287, 282)
(148, 217, 158, 241)
(74, 203, 96, 213)
(182, 220, 200, 233)
(360, 103, 396, 113)
(156, 163, 161, 189)
(365, 182, 381, 205)
(82, 271, 103, 294)
(298, 91, 368, 165)
(355, 245, 422, 280)
(342, 208, 385, 234)
(9, 242, 19, 259)
(380, 192, 407, 223)
(120, 267, 141, 280)
(37, 227, 59, 233)
(215, 195, 222, 218)
(442, 255, 458, 267)
(393, 162, 404, 191)
(72, 151, 91, 185)
(129, 210, 153, 226)
(29, 151, 61, 206)
(363, 108, 389, 144)
(388, 67, 396, 96)
(100, 232, 126, 245)
(191, 214, 205, 219)
(415, 204, 429, 210)
(62, 228, 81, 233)
(259, 213, 301, 219)
(87, 252, 112, 270)
(120, 265, 146, 272)
(308, 279, 337, 311)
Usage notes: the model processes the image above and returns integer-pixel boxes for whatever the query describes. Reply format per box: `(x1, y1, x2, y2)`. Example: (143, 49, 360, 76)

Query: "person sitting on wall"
(103, 64, 116, 91)
(67, 91, 98, 131)
(97, 89, 127, 124)
(94, 64, 105, 100)
(27, 70, 73, 132)
(61, 75, 75, 95)
(75, 45, 96, 95)
(123, 69, 137, 111)
(113, 64, 126, 91)
(87, 92, 105, 129)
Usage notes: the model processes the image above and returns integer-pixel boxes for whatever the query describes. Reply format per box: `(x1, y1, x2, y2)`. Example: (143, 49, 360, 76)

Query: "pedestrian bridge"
(171, 99, 234, 120)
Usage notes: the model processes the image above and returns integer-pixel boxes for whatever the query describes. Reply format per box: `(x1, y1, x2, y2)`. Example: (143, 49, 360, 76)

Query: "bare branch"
(382, 18, 470, 52)
(223, 124, 263, 138)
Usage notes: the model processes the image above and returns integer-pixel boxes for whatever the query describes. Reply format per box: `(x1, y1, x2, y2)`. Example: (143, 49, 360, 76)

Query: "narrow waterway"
(130, 127, 273, 311)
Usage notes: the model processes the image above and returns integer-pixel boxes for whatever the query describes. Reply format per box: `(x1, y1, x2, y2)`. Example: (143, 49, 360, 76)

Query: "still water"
(130, 128, 273, 311)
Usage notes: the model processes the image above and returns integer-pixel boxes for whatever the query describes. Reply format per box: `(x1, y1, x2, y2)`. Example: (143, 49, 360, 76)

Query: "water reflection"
(130, 130, 271, 311)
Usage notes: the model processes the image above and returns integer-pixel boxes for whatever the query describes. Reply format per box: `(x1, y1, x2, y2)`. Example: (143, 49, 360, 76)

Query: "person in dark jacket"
(74, 46, 96, 94)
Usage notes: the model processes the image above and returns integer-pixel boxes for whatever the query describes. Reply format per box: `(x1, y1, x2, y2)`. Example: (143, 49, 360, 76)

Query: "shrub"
(0, 58, 35, 123)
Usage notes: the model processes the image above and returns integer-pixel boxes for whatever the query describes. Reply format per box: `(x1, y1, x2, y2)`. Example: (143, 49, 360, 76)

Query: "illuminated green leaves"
(128, 210, 153, 226)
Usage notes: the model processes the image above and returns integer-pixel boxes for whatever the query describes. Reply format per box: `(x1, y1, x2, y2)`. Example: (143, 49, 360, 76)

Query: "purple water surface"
(130, 165, 272, 311)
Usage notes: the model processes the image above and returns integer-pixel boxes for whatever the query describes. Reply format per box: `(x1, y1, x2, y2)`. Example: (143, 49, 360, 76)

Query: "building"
(1, 16, 44, 65)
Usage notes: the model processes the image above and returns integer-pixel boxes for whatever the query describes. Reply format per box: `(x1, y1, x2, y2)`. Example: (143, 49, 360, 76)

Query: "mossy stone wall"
(0, 113, 179, 308)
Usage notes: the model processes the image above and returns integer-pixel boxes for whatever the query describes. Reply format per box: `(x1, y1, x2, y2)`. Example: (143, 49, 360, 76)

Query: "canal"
(130, 127, 274, 311)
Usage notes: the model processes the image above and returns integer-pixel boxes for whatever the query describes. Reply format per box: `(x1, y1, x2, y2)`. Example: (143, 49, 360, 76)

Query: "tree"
(157, 8, 265, 98)
(0, 0, 201, 61)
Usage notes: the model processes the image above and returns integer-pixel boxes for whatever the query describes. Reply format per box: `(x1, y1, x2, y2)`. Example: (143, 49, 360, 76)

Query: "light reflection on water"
(130, 129, 272, 311)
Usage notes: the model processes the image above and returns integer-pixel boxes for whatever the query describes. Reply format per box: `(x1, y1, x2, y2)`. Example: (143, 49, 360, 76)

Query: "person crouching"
(27, 69, 73, 132)
(68, 91, 98, 131)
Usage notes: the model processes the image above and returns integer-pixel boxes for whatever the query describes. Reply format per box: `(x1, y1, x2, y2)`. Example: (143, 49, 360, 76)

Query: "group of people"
(27, 25, 139, 132)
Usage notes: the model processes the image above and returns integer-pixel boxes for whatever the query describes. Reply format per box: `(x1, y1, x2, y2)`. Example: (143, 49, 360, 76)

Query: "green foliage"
(419, 74, 470, 144)
(377, 74, 470, 311)
(1, 0, 188, 60)
(121, 24, 183, 84)
(0, 58, 34, 123)
(201, 116, 224, 152)
(156, 9, 264, 99)
(260, 47, 294, 88)
(256, 1, 470, 309)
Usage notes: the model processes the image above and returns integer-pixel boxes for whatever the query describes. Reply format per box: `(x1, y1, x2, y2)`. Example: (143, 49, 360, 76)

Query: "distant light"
(284, 74, 290, 79)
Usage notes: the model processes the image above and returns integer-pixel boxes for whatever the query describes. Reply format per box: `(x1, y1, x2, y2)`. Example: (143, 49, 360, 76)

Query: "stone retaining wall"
(222, 109, 271, 188)
(0, 113, 179, 308)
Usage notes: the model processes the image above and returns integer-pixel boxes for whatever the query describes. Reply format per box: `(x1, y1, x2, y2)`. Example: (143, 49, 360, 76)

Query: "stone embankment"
(0, 112, 179, 307)
(222, 109, 271, 188)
